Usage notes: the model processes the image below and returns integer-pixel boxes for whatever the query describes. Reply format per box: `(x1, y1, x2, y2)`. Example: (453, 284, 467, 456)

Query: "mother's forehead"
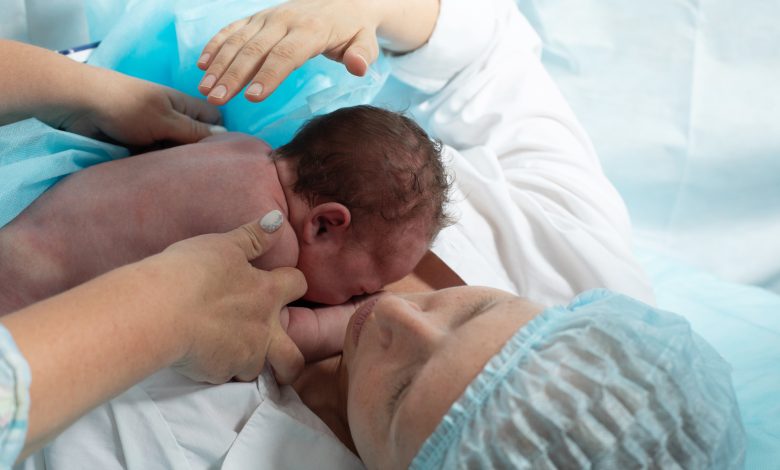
(393, 297, 536, 461)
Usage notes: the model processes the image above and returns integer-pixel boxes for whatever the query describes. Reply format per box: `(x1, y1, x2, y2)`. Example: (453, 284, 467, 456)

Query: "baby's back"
(6, 132, 298, 298)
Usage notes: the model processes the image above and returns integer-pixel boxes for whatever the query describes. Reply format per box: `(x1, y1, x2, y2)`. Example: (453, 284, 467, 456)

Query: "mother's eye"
(387, 375, 413, 417)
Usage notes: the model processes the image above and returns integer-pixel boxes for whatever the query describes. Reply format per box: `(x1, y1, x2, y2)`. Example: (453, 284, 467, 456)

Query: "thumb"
(225, 210, 286, 262)
(165, 111, 227, 144)
(342, 30, 379, 77)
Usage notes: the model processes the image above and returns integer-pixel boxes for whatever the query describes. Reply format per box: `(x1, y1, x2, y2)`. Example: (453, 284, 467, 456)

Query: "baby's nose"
(361, 280, 383, 295)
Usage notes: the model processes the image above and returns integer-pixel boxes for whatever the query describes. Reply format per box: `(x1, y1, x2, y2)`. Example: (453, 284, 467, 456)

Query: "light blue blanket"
(0, 119, 128, 228)
(516, 0, 780, 294)
(514, 2, 780, 465)
(639, 249, 780, 469)
(88, 0, 388, 148)
(0, 0, 387, 228)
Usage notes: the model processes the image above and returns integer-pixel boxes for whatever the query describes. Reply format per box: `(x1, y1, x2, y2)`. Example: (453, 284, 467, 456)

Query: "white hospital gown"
(0, 326, 30, 468)
(15, 0, 653, 467)
(382, 0, 654, 306)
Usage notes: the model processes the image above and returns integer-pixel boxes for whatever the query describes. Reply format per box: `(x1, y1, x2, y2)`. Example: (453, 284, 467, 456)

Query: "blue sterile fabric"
(0, 0, 389, 228)
(88, 0, 390, 148)
(513, 0, 780, 294)
(638, 248, 780, 470)
(411, 289, 745, 469)
(0, 118, 128, 228)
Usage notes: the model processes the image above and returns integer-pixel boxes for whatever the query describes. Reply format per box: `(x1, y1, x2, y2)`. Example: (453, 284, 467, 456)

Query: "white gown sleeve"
(381, 0, 654, 305)
(0, 325, 31, 467)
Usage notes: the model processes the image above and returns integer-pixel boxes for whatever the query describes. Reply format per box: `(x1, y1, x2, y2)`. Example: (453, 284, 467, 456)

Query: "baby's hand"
(281, 300, 360, 362)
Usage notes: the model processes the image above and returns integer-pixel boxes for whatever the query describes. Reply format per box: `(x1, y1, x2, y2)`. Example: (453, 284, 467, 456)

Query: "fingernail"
(198, 52, 211, 65)
(200, 74, 216, 89)
(246, 82, 263, 97)
(260, 210, 283, 233)
(209, 84, 227, 100)
(209, 125, 227, 134)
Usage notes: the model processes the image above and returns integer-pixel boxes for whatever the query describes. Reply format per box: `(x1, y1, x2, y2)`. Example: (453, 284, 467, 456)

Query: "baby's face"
(297, 227, 430, 305)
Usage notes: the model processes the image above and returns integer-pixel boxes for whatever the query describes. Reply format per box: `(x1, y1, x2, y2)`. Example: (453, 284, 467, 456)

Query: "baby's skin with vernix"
(0, 105, 450, 362)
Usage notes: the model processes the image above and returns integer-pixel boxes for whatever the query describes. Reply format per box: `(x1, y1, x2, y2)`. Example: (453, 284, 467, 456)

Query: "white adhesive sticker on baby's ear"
(260, 210, 283, 233)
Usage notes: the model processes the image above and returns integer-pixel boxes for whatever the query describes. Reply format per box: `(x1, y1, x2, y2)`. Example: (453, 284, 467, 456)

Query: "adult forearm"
(0, 258, 185, 459)
(0, 40, 98, 128)
(375, 0, 440, 53)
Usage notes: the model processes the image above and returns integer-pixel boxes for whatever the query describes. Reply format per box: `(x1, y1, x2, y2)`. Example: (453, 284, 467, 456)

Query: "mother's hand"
(197, 0, 382, 105)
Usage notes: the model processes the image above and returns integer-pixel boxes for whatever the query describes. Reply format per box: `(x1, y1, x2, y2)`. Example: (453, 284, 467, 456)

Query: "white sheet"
(18, 369, 363, 470)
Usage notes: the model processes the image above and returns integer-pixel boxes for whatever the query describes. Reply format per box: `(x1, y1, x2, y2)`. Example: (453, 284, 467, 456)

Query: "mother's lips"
(351, 296, 380, 347)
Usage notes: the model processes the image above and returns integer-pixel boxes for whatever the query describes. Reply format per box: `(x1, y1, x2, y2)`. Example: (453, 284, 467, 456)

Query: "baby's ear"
(300, 202, 352, 244)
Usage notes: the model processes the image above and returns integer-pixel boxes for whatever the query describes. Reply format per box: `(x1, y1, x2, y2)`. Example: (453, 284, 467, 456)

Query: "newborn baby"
(0, 106, 450, 328)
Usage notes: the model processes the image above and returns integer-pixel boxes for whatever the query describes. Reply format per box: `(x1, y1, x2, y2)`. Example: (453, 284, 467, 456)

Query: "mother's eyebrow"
(456, 294, 499, 328)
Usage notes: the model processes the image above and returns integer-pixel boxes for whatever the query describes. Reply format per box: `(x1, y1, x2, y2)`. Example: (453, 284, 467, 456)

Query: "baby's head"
(275, 105, 452, 304)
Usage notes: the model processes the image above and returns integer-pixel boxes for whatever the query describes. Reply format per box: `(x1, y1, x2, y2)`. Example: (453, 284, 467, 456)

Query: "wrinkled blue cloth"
(0, 0, 388, 228)
(411, 289, 745, 469)
(0, 119, 128, 228)
(514, 0, 780, 293)
(638, 248, 780, 470)
(88, 0, 389, 148)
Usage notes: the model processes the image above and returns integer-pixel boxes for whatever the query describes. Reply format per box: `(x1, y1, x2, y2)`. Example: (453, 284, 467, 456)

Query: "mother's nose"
(373, 296, 443, 351)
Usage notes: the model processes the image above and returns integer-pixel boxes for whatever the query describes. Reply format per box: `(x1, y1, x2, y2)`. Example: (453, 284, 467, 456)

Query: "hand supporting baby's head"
(275, 105, 453, 304)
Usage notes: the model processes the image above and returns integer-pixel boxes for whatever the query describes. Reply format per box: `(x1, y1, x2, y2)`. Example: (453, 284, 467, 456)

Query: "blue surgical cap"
(410, 289, 745, 469)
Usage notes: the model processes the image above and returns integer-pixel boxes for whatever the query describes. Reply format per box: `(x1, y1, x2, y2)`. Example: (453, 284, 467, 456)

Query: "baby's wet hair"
(275, 105, 453, 241)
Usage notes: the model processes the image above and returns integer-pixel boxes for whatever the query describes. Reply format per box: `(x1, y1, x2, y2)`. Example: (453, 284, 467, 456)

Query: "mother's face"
(342, 286, 542, 469)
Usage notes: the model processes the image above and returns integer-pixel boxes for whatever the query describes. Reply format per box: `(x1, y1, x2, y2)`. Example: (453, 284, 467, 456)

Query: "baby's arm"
(280, 302, 356, 362)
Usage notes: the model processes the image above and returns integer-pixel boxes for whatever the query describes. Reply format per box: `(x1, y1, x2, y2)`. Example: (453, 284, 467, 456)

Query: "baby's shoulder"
(198, 132, 272, 154)
(187, 132, 278, 179)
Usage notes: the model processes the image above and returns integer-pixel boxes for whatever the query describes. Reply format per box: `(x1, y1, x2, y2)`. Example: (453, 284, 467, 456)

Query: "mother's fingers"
(338, 28, 380, 77)
(197, 17, 251, 70)
(209, 24, 290, 104)
(200, 24, 287, 105)
(198, 16, 273, 101)
(246, 32, 323, 102)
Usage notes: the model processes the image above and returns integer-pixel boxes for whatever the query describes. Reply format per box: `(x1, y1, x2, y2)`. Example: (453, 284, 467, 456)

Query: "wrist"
(375, 0, 440, 53)
(125, 255, 197, 367)
(42, 62, 107, 131)
(0, 40, 97, 128)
